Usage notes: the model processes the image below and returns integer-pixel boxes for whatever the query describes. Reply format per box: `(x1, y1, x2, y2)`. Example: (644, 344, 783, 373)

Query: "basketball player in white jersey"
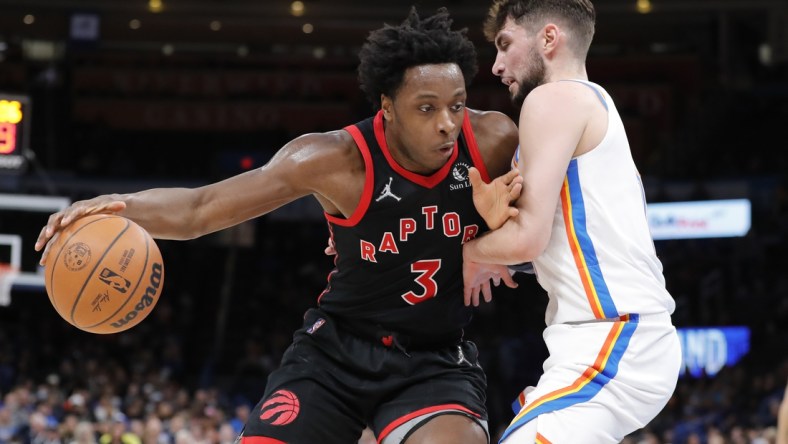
(462, 1, 682, 442)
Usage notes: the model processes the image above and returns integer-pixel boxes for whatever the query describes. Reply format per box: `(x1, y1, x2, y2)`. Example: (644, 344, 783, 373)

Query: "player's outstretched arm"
(36, 131, 353, 263)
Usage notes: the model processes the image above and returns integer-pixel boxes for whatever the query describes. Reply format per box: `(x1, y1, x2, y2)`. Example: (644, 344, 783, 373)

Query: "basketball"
(44, 214, 164, 334)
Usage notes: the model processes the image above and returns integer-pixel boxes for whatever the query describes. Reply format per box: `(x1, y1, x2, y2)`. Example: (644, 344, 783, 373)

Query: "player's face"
(382, 63, 467, 175)
(492, 17, 547, 106)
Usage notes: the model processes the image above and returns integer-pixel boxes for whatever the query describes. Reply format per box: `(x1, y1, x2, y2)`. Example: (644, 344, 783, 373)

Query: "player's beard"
(511, 48, 546, 107)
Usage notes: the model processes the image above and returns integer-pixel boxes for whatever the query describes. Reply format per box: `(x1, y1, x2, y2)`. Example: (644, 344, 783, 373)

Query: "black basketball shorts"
(238, 308, 488, 443)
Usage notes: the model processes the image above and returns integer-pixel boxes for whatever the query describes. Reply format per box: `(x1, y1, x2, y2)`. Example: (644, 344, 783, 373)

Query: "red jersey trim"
(316, 222, 338, 304)
(324, 124, 376, 227)
(241, 437, 286, 444)
(373, 110, 459, 189)
(376, 403, 481, 443)
(462, 111, 491, 183)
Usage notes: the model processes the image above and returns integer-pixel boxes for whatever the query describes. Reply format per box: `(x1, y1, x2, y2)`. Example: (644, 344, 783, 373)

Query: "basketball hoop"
(0, 262, 19, 306)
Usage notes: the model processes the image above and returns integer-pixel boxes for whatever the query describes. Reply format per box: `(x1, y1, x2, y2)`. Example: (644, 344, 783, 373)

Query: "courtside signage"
(677, 326, 750, 378)
(648, 199, 751, 240)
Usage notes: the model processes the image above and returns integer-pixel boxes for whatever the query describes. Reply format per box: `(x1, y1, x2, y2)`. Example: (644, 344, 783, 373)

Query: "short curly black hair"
(358, 7, 478, 109)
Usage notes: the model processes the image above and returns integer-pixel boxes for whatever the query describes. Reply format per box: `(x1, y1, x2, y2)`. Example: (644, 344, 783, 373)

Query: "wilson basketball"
(44, 214, 164, 334)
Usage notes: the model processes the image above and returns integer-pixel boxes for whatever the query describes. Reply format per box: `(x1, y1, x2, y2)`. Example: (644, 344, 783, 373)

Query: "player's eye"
(419, 105, 434, 113)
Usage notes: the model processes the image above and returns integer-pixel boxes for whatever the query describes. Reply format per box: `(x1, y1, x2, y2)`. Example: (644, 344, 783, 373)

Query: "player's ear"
(542, 23, 559, 55)
(381, 95, 393, 121)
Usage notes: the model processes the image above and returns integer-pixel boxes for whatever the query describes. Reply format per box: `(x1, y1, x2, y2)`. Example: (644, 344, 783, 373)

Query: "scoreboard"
(0, 94, 29, 173)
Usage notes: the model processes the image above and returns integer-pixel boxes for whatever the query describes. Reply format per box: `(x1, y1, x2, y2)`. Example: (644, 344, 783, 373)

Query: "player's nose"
(436, 109, 456, 135)
(492, 53, 505, 77)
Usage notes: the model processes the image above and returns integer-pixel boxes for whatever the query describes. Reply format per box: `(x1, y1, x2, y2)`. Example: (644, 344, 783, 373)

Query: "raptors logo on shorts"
(260, 390, 300, 426)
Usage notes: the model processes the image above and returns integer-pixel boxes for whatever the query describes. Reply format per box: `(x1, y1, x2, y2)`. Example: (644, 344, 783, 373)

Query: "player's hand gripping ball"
(44, 214, 164, 334)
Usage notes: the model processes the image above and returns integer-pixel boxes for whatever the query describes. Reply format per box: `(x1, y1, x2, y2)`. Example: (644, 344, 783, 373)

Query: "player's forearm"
(115, 188, 208, 240)
(464, 217, 543, 265)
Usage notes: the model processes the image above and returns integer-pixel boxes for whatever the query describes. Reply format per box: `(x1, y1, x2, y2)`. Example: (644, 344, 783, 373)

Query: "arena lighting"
(291, 1, 305, 17)
(636, 0, 652, 14)
(23, 14, 35, 25)
(148, 0, 163, 14)
(647, 199, 751, 240)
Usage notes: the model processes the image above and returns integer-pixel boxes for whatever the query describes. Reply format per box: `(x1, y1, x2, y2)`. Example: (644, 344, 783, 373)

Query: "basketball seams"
(81, 221, 151, 330)
(68, 217, 132, 326)
(45, 214, 163, 334)
(47, 215, 121, 315)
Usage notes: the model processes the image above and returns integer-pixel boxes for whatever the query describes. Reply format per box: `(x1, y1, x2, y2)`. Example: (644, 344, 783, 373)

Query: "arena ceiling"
(0, 0, 784, 66)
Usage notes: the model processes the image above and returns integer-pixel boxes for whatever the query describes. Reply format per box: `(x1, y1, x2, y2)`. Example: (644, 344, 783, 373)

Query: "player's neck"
(548, 62, 588, 83)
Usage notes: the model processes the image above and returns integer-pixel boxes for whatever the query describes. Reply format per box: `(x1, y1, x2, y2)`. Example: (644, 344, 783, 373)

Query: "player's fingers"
(509, 183, 523, 200)
(59, 206, 88, 227)
(507, 208, 520, 218)
(35, 223, 53, 252)
(468, 286, 479, 307)
(492, 274, 501, 287)
(501, 168, 521, 185)
(464, 275, 477, 306)
(325, 237, 336, 255)
(62, 201, 125, 225)
(39, 231, 60, 266)
(501, 271, 519, 289)
(37, 212, 66, 250)
(468, 166, 483, 188)
(481, 282, 492, 304)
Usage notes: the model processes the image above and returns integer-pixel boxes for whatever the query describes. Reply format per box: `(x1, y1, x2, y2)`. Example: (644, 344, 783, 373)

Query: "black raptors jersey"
(319, 110, 492, 342)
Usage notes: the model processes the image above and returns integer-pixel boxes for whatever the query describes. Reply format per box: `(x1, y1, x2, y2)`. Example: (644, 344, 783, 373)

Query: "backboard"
(0, 193, 70, 305)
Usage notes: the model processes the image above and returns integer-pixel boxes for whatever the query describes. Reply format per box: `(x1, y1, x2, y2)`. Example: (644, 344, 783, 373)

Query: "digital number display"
(0, 100, 23, 155)
(0, 96, 28, 172)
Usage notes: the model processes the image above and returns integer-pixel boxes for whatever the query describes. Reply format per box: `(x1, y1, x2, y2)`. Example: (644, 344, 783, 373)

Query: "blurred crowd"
(0, 195, 786, 444)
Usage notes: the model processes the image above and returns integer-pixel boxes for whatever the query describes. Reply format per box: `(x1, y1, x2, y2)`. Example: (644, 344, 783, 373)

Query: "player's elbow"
(509, 226, 549, 263)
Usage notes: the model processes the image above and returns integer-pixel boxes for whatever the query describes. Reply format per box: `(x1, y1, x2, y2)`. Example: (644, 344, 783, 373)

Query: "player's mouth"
(502, 77, 517, 92)
(438, 141, 455, 154)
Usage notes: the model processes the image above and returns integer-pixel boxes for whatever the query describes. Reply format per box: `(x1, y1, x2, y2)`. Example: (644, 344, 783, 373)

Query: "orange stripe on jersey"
(560, 177, 605, 319)
(509, 321, 626, 424)
(536, 433, 553, 444)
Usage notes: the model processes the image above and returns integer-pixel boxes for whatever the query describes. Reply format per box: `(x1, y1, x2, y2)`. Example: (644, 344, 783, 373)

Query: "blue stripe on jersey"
(567, 160, 618, 319)
(499, 319, 638, 443)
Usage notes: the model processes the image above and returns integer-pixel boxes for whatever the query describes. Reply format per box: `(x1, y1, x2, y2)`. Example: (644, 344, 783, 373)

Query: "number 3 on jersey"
(401, 259, 442, 305)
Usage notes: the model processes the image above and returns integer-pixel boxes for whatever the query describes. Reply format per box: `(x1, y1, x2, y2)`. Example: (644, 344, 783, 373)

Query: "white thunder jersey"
(533, 80, 674, 326)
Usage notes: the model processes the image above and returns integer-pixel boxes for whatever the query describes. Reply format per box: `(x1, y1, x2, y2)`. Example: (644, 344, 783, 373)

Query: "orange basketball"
(44, 214, 164, 334)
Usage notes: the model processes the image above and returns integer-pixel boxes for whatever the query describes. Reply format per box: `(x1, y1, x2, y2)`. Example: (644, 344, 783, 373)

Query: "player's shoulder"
(467, 108, 516, 130)
(289, 128, 355, 150)
(284, 129, 358, 160)
(274, 129, 365, 180)
(466, 108, 518, 141)
(524, 81, 602, 111)
(466, 108, 519, 176)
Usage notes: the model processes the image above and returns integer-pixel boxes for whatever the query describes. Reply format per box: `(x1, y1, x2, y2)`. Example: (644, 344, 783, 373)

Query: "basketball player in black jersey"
(36, 8, 521, 443)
